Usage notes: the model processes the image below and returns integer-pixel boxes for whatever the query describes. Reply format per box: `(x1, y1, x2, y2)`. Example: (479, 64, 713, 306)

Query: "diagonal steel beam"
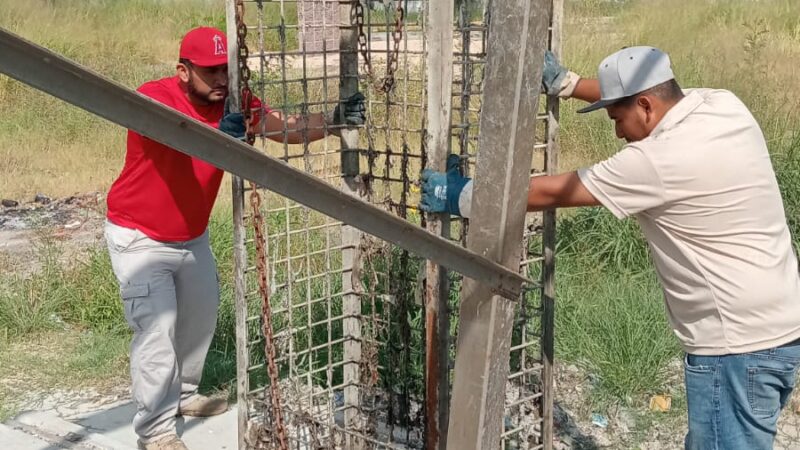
(0, 27, 529, 299)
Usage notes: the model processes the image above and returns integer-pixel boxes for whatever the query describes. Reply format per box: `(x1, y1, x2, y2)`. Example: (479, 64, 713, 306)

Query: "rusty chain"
(234, 1, 289, 449)
(355, 0, 404, 93)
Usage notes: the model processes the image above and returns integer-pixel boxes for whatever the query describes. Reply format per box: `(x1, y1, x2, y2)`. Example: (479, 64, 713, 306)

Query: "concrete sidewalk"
(2, 401, 238, 450)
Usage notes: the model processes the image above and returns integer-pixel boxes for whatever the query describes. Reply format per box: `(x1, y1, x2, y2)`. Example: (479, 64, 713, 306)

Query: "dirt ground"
(0, 192, 106, 275)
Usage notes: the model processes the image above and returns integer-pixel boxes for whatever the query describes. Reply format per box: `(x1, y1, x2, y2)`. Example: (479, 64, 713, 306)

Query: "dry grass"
(0, 330, 129, 421)
(4, 0, 797, 200)
(559, 0, 800, 171)
(0, 0, 225, 200)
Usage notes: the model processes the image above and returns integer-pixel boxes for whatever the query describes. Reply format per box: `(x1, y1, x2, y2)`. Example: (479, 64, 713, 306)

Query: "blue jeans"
(684, 340, 800, 450)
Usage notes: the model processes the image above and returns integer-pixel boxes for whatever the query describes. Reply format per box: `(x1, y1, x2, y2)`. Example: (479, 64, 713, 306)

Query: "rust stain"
(425, 277, 441, 449)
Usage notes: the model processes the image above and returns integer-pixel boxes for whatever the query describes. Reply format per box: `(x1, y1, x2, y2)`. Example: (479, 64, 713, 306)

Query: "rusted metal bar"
(338, 1, 365, 448)
(423, 0, 455, 447)
(541, 1, 563, 448)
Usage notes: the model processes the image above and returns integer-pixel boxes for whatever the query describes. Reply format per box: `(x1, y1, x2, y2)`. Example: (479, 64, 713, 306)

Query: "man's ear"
(637, 95, 658, 125)
(637, 95, 654, 114)
(176, 63, 191, 83)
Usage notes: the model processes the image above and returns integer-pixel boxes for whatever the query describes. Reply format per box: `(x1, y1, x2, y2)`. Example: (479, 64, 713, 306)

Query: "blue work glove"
(541, 50, 569, 96)
(331, 92, 366, 126)
(420, 154, 471, 217)
(218, 98, 247, 140)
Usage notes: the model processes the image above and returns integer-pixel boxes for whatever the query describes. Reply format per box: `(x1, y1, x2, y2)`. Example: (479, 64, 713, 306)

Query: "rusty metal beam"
(423, 0, 455, 447)
(541, 1, 564, 448)
(338, 0, 365, 447)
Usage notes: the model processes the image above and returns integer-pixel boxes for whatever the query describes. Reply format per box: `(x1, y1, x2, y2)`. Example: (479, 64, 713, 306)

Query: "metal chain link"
(235, 0, 254, 142)
(248, 189, 290, 450)
(234, 1, 289, 449)
(354, 0, 404, 93)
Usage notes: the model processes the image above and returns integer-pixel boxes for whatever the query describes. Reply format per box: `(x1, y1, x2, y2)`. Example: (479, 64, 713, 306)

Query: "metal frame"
(422, 0, 455, 447)
(540, 1, 564, 446)
(221, 0, 562, 448)
(225, 4, 251, 449)
(446, 0, 562, 447)
(226, 1, 440, 448)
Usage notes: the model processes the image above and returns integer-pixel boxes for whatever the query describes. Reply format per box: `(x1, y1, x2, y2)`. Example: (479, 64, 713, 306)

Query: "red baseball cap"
(179, 27, 228, 67)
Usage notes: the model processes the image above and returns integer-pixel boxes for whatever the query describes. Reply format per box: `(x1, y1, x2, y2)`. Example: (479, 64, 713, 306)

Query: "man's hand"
(420, 154, 472, 218)
(218, 98, 247, 140)
(541, 50, 581, 98)
(542, 50, 568, 96)
(328, 92, 366, 127)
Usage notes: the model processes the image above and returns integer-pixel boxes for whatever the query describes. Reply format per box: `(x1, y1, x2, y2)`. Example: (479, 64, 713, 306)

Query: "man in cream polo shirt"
(421, 47, 800, 449)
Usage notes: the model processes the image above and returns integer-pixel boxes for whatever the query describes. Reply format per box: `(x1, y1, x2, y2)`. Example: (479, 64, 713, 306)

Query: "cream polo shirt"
(578, 88, 800, 355)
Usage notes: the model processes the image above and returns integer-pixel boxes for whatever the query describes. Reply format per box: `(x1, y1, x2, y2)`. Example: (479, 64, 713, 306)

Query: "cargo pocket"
(120, 283, 151, 333)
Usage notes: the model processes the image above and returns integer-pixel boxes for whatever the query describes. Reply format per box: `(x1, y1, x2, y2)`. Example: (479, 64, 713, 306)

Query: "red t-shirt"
(107, 76, 263, 241)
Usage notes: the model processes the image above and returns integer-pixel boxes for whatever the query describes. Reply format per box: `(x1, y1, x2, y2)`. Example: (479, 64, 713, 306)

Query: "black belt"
(778, 336, 800, 348)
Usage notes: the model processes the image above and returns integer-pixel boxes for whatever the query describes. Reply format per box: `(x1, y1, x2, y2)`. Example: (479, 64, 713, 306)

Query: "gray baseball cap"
(578, 46, 675, 113)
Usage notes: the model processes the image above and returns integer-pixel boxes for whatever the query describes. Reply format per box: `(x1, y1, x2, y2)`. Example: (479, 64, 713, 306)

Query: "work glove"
(328, 92, 367, 126)
(541, 50, 580, 98)
(218, 98, 247, 140)
(420, 154, 473, 219)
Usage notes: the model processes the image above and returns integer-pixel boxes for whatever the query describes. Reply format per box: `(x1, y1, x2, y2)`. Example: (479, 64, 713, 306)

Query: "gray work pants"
(105, 220, 220, 441)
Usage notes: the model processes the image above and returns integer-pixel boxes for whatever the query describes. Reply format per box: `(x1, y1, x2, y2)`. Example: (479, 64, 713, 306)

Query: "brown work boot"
(137, 433, 189, 450)
(179, 395, 228, 417)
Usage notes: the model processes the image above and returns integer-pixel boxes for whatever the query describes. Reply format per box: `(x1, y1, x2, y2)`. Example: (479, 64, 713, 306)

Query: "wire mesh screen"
(230, 0, 559, 448)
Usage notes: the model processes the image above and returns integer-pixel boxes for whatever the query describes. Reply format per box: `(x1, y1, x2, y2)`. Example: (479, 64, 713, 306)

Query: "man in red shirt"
(104, 27, 364, 450)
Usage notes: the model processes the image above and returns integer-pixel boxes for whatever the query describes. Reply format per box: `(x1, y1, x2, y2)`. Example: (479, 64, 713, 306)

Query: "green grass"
(0, 213, 244, 416)
(65, 331, 131, 383)
(555, 208, 680, 405)
(774, 131, 800, 250)
(0, 234, 125, 337)
(0, 235, 73, 336)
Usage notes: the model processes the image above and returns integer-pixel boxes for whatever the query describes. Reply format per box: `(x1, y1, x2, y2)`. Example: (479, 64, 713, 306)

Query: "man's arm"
(527, 171, 600, 211)
(569, 78, 601, 104)
(261, 111, 328, 144)
(420, 162, 600, 219)
(257, 92, 365, 144)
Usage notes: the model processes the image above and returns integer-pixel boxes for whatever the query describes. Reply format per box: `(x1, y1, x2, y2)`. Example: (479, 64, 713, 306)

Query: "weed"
(0, 235, 71, 336)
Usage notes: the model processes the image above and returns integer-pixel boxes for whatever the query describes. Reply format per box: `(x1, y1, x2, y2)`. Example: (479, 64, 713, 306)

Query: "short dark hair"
(643, 78, 683, 101)
(178, 58, 193, 67)
(619, 79, 684, 107)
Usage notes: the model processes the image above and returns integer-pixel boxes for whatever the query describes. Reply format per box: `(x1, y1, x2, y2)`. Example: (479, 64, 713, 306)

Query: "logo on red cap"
(213, 35, 225, 56)
(179, 27, 228, 67)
